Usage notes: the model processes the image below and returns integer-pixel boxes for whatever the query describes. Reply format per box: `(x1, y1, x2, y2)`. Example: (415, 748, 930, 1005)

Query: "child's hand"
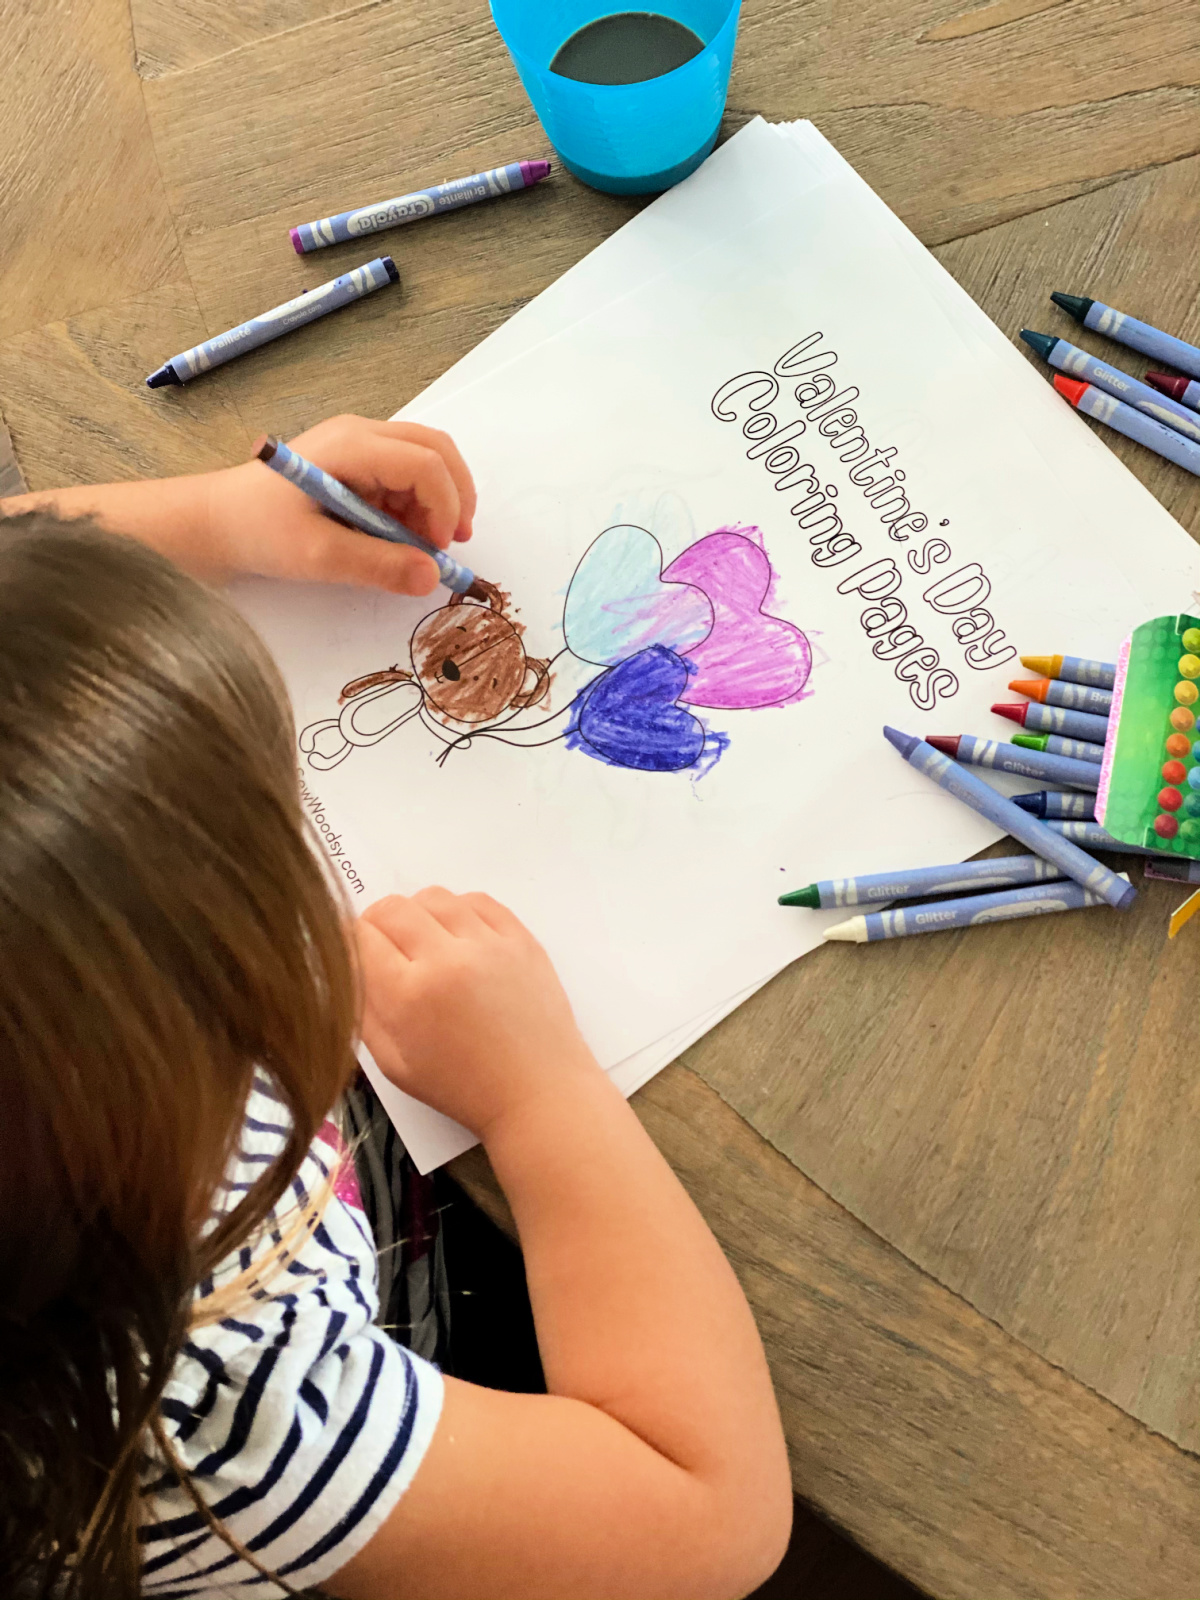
(356, 889, 599, 1137)
(204, 415, 477, 595)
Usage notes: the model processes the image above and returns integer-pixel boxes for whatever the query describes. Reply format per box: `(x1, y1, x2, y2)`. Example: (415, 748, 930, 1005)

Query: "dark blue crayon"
(1051, 293, 1200, 381)
(1011, 790, 1096, 821)
(146, 257, 398, 386)
(1021, 331, 1200, 443)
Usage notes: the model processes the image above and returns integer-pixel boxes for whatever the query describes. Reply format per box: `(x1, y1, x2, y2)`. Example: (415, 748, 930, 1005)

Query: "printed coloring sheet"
(236, 122, 1198, 1170)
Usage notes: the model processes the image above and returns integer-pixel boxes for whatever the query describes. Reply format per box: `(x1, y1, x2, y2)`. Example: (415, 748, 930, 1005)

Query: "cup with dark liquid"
(489, 1, 741, 194)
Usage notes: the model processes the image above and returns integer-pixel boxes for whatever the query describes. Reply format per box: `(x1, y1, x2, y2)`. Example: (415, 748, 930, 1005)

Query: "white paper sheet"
(236, 121, 1199, 1172)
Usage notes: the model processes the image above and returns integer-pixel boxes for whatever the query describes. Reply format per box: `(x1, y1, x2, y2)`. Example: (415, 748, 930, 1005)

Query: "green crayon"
(1012, 731, 1105, 764)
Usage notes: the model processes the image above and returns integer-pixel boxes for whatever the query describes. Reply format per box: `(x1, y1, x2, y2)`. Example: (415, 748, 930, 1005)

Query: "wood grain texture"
(0, 414, 27, 499)
(130, 0, 361, 78)
(0, 284, 251, 490)
(0, 0, 182, 341)
(450, 1063, 1200, 1600)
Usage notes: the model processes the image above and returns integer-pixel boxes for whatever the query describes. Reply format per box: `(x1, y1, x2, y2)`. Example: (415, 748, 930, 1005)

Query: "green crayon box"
(1097, 614, 1200, 856)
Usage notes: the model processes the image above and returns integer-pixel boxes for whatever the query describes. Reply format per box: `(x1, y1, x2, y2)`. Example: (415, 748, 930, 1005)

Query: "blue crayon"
(1019, 654, 1116, 691)
(1054, 376, 1200, 476)
(1051, 293, 1200, 381)
(928, 734, 1099, 791)
(253, 436, 479, 596)
(882, 728, 1135, 909)
(291, 160, 552, 253)
(1044, 821, 1174, 858)
(823, 877, 1113, 943)
(146, 257, 398, 386)
(1011, 790, 1096, 821)
(1020, 332, 1200, 443)
(779, 854, 1064, 909)
(993, 698, 1108, 743)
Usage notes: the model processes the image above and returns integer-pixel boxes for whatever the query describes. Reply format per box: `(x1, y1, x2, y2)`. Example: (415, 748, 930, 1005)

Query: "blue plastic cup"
(490, 0, 741, 195)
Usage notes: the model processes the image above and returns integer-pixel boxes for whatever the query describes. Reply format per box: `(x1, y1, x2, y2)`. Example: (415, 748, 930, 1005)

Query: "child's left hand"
(204, 415, 476, 595)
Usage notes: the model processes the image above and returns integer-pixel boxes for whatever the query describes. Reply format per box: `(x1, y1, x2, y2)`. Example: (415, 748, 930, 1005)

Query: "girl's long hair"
(0, 513, 358, 1597)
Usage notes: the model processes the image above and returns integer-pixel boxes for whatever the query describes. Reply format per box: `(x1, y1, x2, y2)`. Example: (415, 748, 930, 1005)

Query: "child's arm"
(332, 889, 793, 1600)
(0, 415, 474, 597)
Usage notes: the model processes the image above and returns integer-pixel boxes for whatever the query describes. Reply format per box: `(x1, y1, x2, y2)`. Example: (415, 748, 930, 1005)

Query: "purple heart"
(570, 646, 707, 772)
(662, 532, 811, 709)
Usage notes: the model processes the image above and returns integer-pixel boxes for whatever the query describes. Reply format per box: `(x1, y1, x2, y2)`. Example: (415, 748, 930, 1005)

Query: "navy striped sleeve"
(141, 1088, 444, 1595)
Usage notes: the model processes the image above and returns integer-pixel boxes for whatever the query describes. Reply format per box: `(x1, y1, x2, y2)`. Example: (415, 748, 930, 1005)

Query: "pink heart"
(662, 532, 811, 710)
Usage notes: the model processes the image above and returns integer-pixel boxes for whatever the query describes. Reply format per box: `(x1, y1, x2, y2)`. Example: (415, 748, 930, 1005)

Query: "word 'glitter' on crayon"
(1020, 330, 1200, 443)
(926, 733, 1100, 791)
(780, 855, 1064, 909)
(823, 877, 1114, 943)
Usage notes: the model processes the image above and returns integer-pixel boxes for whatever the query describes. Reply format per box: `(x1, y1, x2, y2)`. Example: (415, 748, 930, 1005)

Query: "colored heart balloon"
(572, 646, 707, 772)
(564, 525, 713, 668)
(662, 532, 811, 709)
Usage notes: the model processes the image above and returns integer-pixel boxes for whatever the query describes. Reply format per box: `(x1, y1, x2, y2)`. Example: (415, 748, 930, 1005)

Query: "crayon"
(1011, 790, 1096, 821)
(1145, 371, 1200, 413)
(779, 854, 1064, 909)
(992, 698, 1109, 744)
(1044, 821, 1174, 858)
(1012, 732, 1105, 764)
(1051, 293, 1200, 381)
(1053, 376, 1200, 477)
(823, 877, 1114, 943)
(252, 436, 483, 597)
(1019, 655, 1116, 690)
(290, 160, 553, 253)
(1020, 331, 1200, 443)
(926, 733, 1100, 791)
(1009, 676, 1113, 715)
(882, 728, 1135, 909)
(146, 258, 398, 387)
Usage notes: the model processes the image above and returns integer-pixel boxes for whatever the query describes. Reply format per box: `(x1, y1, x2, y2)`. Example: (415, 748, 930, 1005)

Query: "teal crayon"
(780, 854, 1064, 909)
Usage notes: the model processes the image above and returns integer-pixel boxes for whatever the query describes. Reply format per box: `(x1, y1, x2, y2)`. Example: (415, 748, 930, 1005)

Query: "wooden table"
(4, 2, 1198, 1593)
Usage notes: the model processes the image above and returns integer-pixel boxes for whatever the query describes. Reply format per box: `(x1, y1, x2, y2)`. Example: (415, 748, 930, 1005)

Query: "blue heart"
(571, 646, 706, 772)
(564, 525, 712, 667)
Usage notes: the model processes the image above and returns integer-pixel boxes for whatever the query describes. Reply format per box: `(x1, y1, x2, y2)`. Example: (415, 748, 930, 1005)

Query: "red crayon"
(993, 701, 1031, 727)
(1145, 371, 1200, 412)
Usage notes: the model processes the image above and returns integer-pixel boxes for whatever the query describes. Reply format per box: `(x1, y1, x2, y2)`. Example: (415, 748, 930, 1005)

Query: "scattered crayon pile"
(1020, 292, 1200, 478)
(779, 644, 1200, 943)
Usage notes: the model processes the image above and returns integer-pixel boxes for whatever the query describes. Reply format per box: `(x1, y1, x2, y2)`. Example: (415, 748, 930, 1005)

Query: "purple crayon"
(291, 160, 552, 253)
(1146, 372, 1200, 414)
(883, 728, 1135, 910)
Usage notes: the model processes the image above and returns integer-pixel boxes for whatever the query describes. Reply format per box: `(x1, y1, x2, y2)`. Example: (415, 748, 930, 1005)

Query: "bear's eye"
(441, 659, 461, 681)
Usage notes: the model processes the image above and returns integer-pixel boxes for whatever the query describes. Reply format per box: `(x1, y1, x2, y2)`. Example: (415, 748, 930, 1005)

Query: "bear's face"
(410, 604, 534, 726)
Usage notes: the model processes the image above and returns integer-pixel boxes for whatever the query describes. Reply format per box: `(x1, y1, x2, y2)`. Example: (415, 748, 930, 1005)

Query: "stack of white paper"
(235, 120, 1197, 1172)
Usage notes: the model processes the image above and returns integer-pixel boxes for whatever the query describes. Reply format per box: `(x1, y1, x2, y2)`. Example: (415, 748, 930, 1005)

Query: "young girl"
(0, 416, 791, 1600)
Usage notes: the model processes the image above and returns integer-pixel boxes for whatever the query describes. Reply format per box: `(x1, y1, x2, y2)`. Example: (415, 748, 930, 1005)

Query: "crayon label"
(348, 196, 435, 232)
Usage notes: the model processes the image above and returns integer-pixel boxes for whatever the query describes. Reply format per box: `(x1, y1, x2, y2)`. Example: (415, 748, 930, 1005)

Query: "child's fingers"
(412, 885, 493, 938)
(460, 891, 528, 939)
(371, 421, 477, 538)
(360, 894, 454, 960)
(289, 417, 463, 549)
(297, 518, 441, 596)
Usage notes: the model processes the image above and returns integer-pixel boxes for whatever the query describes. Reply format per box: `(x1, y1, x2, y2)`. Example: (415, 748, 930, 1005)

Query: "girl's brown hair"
(0, 513, 358, 1597)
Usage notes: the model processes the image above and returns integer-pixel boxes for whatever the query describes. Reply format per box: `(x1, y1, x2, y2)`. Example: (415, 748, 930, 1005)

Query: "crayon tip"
(822, 918, 863, 943)
(991, 701, 1027, 727)
(463, 576, 493, 602)
(925, 735, 959, 757)
(1009, 677, 1048, 700)
(1011, 734, 1043, 751)
(1011, 793, 1041, 814)
(778, 885, 821, 908)
(1053, 374, 1089, 407)
(1019, 329, 1058, 362)
(252, 434, 280, 463)
(145, 363, 180, 389)
(289, 226, 306, 255)
(1020, 656, 1057, 676)
(1145, 371, 1189, 401)
(521, 158, 553, 184)
(882, 725, 919, 758)
(381, 256, 400, 285)
(1050, 292, 1092, 324)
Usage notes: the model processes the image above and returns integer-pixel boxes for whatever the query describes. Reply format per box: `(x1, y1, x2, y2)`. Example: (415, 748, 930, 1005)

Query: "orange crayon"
(1008, 675, 1113, 716)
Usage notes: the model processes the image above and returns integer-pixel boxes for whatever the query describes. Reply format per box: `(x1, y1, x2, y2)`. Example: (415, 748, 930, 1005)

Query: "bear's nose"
(441, 659, 461, 681)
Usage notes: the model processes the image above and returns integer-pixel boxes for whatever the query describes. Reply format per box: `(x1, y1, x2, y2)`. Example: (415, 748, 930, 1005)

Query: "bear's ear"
(514, 658, 552, 709)
(450, 577, 505, 614)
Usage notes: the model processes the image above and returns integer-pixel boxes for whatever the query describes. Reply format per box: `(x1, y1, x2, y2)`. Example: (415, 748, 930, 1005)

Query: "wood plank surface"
(0, 414, 27, 499)
(0, 0, 182, 342)
(450, 1062, 1200, 1600)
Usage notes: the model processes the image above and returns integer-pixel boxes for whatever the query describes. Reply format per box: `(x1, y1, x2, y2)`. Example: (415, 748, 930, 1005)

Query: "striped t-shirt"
(139, 1075, 444, 1596)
